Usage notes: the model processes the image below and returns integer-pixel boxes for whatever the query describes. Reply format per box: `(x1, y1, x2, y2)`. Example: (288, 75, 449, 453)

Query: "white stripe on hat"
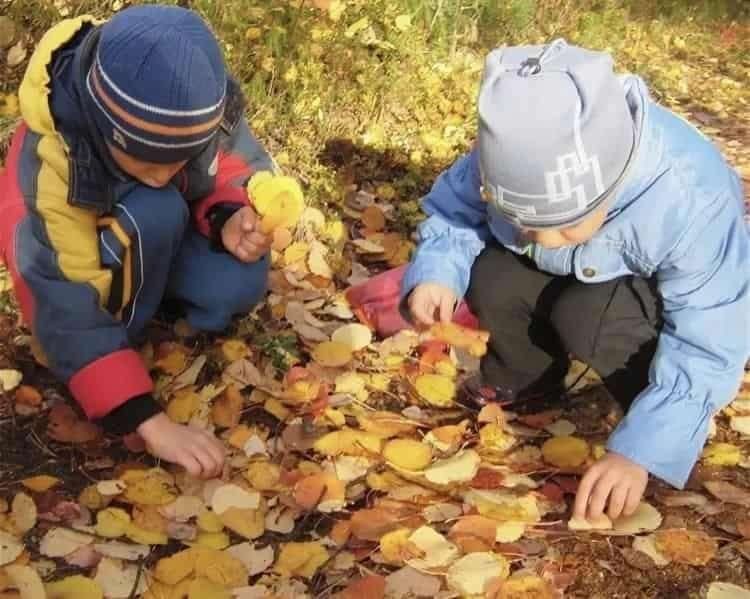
(94, 53, 225, 118)
(86, 70, 217, 150)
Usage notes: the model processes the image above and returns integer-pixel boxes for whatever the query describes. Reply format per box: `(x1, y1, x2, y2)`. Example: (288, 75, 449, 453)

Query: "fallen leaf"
(707, 582, 750, 599)
(495, 521, 526, 543)
(166, 387, 202, 424)
(423, 449, 481, 485)
(446, 552, 509, 596)
(730, 416, 750, 437)
(4, 565, 45, 599)
(45, 575, 103, 599)
(406, 526, 459, 569)
(541, 436, 590, 468)
(414, 374, 456, 407)
(221, 339, 250, 362)
(361, 205, 386, 231)
(6, 40, 27, 67)
(314, 429, 383, 457)
(0, 530, 24, 565)
(226, 543, 274, 577)
(10, 492, 36, 534)
(212, 385, 244, 428)
(612, 502, 663, 534)
(632, 534, 671, 566)
(273, 541, 329, 578)
(704, 480, 750, 507)
(331, 323, 373, 351)
(95, 507, 132, 538)
(383, 439, 433, 471)
(194, 546, 248, 587)
(312, 341, 353, 367)
(154, 548, 198, 585)
(448, 515, 498, 552)
(495, 574, 555, 599)
(655, 490, 708, 508)
(47, 403, 101, 444)
(93, 541, 149, 561)
(39, 527, 94, 558)
(653, 529, 717, 565)
(93, 557, 149, 598)
(187, 577, 231, 599)
(0, 369, 22, 391)
(384, 566, 441, 598)
(703, 442, 742, 466)
(308, 241, 333, 279)
(350, 508, 404, 541)
(222, 358, 264, 388)
(544, 419, 577, 437)
(20, 475, 60, 493)
(568, 513, 613, 531)
(294, 473, 346, 512)
(335, 575, 386, 599)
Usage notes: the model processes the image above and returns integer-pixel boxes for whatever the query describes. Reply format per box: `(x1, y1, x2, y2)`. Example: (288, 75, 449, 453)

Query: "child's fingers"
(573, 468, 599, 518)
(587, 475, 616, 519)
(179, 453, 203, 478)
(623, 485, 642, 516)
(439, 294, 454, 323)
(607, 482, 629, 520)
(190, 445, 218, 479)
(240, 208, 258, 233)
(413, 298, 436, 327)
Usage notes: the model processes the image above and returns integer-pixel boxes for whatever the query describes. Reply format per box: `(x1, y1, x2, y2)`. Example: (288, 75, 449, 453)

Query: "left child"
(0, 5, 280, 477)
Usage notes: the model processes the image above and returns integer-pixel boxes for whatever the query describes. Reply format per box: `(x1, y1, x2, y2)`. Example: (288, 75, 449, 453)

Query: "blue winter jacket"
(402, 75, 750, 488)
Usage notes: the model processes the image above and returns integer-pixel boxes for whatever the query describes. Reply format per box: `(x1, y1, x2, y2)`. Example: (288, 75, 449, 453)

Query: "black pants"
(466, 244, 661, 407)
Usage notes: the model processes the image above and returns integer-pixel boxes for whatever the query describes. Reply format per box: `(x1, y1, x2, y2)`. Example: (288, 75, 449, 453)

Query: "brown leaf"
(653, 529, 717, 566)
(470, 468, 506, 490)
(47, 404, 101, 444)
(736, 519, 750, 539)
(335, 575, 386, 599)
(361, 205, 386, 232)
(517, 410, 563, 429)
(14, 385, 42, 408)
(211, 384, 244, 428)
(704, 480, 750, 507)
(655, 490, 708, 508)
(350, 508, 404, 541)
(448, 515, 497, 553)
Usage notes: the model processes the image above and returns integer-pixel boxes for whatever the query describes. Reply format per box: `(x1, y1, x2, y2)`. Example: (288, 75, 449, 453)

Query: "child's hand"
(221, 206, 271, 263)
(409, 283, 457, 328)
(574, 452, 648, 521)
(137, 413, 225, 479)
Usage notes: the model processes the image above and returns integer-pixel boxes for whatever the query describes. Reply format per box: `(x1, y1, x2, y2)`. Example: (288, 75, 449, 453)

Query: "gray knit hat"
(477, 39, 635, 229)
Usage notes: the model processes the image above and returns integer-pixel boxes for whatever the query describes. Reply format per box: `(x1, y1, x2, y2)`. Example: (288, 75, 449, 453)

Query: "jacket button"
(582, 267, 596, 278)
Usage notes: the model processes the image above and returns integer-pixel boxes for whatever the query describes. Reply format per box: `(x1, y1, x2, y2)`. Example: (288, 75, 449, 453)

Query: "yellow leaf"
(154, 548, 198, 585)
(264, 397, 291, 421)
(10, 493, 36, 535)
(78, 485, 111, 511)
(273, 542, 329, 578)
(221, 339, 250, 362)
(155, 347, 188, 375)
(247, 173, 305, 234)
(125, 522, 168, 545)
(197, 510, 224, 533)
(120, 469, 177, 506)
(703, 442, 742, 467)
(446, 552, 509, 596)
(478, 423, 515, 454)
(141, 581, 175, 599)
(0, 94, 19, 118)
(308, 241, 333, 279)
(219, 507, 265, 540)
(0, 530, 24, 566)
(46, 575, 103, 599)
(188, 577, 230, 599)
(283, 241, 310, 266)
(612, 502, 663, 534)
(192, 531, 231, 550)
(244, 461, 283, 492)
(495, 574, 554, 598)
(4, 565, 46, 599)
(383, 439, 432, 471)
(379, 528, 415, 564)
(414, 374, 456, 407)
(193, 547, 248, 587)
(495, 521, 526, 543)
(541, 436, 590, 468)
(331, 323, 373, 351)
(167, 387, 202, 424)
(20, 475, 60, 493)
(95, 508, 131, 538)
(344, 16, 370, 38)
(313, 429, 383, 457)
(465, 489, 541, 523)
(394, 14, 412, 32)
(311, 341, 353, 367)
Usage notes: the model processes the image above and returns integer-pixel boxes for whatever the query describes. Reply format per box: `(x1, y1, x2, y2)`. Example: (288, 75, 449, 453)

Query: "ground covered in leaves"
(0, 1, 749, 598)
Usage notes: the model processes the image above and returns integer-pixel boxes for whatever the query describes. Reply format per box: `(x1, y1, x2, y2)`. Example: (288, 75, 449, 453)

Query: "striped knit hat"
(87, 5, 227, 164)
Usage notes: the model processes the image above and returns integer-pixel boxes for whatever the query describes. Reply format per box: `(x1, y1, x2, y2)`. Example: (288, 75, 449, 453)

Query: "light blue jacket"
(402, 76, 750, 488)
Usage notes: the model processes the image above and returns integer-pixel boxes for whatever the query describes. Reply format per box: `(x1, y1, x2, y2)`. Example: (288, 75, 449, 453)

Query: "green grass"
(1, 0, 747, 221)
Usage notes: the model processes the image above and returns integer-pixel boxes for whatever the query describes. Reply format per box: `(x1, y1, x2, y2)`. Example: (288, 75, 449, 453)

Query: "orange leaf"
(211, 385, 244, 429)
(47, 404, 101, 444)
(430, 322, 489, 357)
(653, 529, 717, 566)
(361, 206, 386, 232)
(470, 468, 505, 490)
(294, 473, 345, 511)
(517, 410, 563, 429)
(335, 574, 386, 599)
(350, 508, 403, 541)
(448, 515, 497, 553)
(329, 520, 352, 546)
(14, 385, 42, 407)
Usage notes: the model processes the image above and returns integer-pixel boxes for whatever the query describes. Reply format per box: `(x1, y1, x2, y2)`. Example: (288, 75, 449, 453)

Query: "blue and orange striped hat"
(87, 5, 226, 164)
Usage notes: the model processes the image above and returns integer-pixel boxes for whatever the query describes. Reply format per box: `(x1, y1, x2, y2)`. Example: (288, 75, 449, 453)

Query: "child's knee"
(550, 284, 608, 361)
(116, 184, 189, 248)
(209, 255, 269, 315)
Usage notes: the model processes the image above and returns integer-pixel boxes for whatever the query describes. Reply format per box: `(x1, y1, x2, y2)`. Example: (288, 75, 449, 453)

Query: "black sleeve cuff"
(98, 394, 163, 435)
(207, 203, 242, 252)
